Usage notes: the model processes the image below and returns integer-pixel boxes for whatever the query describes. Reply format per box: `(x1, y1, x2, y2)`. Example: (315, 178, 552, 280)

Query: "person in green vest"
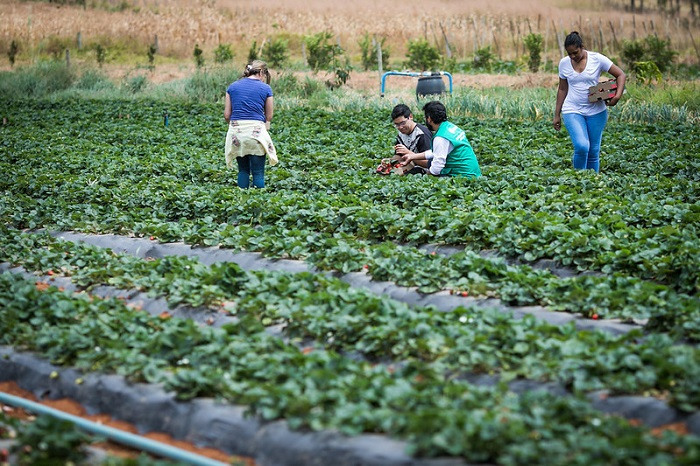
(395, 101, 481, 178)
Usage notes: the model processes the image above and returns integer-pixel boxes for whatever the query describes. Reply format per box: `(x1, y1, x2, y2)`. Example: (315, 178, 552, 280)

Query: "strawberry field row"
(1, 228, 698, 413)
(0, 98, 698, 295)
(1, 271, 699, 464)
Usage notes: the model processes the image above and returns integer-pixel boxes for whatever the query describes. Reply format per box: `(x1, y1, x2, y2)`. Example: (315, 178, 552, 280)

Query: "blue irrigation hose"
(0, 391, 228, 466)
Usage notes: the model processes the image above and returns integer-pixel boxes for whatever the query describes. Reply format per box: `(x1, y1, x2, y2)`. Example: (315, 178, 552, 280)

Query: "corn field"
(1, 0, 699, 65)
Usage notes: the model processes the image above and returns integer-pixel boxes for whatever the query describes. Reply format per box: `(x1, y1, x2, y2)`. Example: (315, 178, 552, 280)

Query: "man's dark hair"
(564, 31, 584, 49)
(391, 104, 412, 120)
(422, 101, 447, 124)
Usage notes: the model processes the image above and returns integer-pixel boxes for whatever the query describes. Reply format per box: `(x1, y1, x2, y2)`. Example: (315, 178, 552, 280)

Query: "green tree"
(193, 43, 204, 68)
(214, 44, 234, 64)
(405, 38, 441, 71)
(95, 43, 106, 68)
(147, 43, 156, 70)
(304, 32, 343, 71)
(523, 33, 543, 72)
(248, 40, 258, 62)
(358, 33, 390, 71)
(472, 46, 495, 72)
(262, 38, 289, 68)
(8, 40, 18, 67)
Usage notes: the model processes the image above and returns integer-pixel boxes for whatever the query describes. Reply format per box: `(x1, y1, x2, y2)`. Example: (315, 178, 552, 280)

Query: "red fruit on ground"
(592, 313, 599, 320)
(461, 291, 469, 297)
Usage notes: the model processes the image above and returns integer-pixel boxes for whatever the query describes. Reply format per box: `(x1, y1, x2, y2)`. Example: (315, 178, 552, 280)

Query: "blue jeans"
(236, 154, 266, 188)
(562, 110, 608, 172)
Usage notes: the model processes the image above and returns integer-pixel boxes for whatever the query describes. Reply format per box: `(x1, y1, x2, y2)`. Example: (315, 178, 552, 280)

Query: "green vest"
(433, 121, 481, 178)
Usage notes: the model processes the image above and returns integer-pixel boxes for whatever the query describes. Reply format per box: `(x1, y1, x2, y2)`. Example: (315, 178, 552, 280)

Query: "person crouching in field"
(376, 104, 433, 175)
(396, 101, 481, 178)
(224, 60, 278, 188)
(553, 31, 625, 172)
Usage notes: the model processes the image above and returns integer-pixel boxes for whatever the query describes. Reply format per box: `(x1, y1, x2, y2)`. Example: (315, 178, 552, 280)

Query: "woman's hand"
(553, 115, 562, 131)
(606, 96, 620, 107)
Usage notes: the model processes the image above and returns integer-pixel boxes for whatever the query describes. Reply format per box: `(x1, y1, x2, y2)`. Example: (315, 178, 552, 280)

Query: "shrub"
(405, 38, 441, 71)
(214, 44, 234, 64)
(273, 72, 324, 98)
(193, 43, 204, 68)
(8, 40, 18, 67)
(185, 68, 239, 102)
(41, 35, 72, 59)
(75, 69, 115, 91)
(358, 33, 390, 71)
(262, 38, 289, 68)
(523, 33, 543, 72)
(94, 43, 106, 67)
(0, 61, 75, 98)
(248, 40, 258, 62)
(473, 46, 495, 72)
(643, 35, 677, 73)
(304, 32, 343, 71)
(621, 35, 677, 75)
(147, 43, 156, 70)
(123, 74, 148, 94)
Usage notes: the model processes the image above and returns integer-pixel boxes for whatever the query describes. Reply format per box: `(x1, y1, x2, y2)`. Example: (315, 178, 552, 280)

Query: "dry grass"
(1, 0, 698, 67)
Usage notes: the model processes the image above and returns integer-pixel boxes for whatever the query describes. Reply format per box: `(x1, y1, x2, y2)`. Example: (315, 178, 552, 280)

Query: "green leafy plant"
(147, 43, 156, 71)
(304, 31, 343, 71)
(472, 45, 495, 71)
(405, 38, 441, 71)
(247, 40, 258, 62)
(523, 33, 543, 72)
(8, 39, 19, 67)
(193, 43, 204, 68)
(214, 43, 234, 64)
(358, 33, 390, 71)
(95, 43, 106, 67)
(262, 37, 289, 68)
(622, 35, 678, 75)
(12, 415, 92, 464)
(634, 61, 663, 84)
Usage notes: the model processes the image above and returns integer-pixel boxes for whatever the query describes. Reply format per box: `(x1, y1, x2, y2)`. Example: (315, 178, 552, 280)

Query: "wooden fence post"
(65, 48, 70, 68)
(439, 21, 453, 58)
(375, 37, 383, 76)
(609, 20, 620, 50)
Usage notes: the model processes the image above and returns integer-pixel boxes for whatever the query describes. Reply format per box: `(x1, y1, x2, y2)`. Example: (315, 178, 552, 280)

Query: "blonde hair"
(244, 60, 271, 84)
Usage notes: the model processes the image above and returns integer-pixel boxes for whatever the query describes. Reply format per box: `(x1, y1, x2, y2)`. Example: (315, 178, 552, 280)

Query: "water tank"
(416, 75, 446, 99)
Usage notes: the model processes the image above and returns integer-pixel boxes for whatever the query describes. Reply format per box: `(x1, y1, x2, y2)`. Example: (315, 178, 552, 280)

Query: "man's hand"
(394, 144, 416, 165)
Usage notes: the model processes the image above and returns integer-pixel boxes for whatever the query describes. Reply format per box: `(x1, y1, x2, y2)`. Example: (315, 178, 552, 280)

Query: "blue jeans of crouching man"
(237, 154, 266, 188)
(562, 110, 608, 172)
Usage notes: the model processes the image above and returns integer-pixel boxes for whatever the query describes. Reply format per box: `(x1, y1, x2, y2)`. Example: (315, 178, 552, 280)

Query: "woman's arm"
(224, 92, 232, 123)
(264, 96, 274, 130)
(553, 78, 568, 131)
(606, 64, 626, 107)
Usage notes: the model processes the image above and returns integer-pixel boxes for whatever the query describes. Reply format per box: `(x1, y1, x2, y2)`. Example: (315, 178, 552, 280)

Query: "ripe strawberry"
(592, 313, 599, 320)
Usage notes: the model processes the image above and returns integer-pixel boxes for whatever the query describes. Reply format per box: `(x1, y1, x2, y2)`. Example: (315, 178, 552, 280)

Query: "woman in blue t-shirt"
(224, 60, 278, 188)
(553, 32, 625, 172)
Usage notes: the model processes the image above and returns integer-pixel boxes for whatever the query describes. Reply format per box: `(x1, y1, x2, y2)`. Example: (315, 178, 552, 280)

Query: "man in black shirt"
(392, 104, 432, 173)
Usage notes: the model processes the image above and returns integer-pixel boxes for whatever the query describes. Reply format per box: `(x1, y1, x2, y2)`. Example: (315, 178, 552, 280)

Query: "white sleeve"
(429, 137, 452, 175)
(598, 53, 614, 72)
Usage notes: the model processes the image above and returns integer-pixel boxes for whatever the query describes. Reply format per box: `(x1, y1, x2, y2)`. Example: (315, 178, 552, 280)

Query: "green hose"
(0, 390, 230, 466)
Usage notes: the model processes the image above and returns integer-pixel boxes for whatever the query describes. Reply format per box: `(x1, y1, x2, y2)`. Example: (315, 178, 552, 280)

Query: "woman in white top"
(553, 31, 625, 172)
